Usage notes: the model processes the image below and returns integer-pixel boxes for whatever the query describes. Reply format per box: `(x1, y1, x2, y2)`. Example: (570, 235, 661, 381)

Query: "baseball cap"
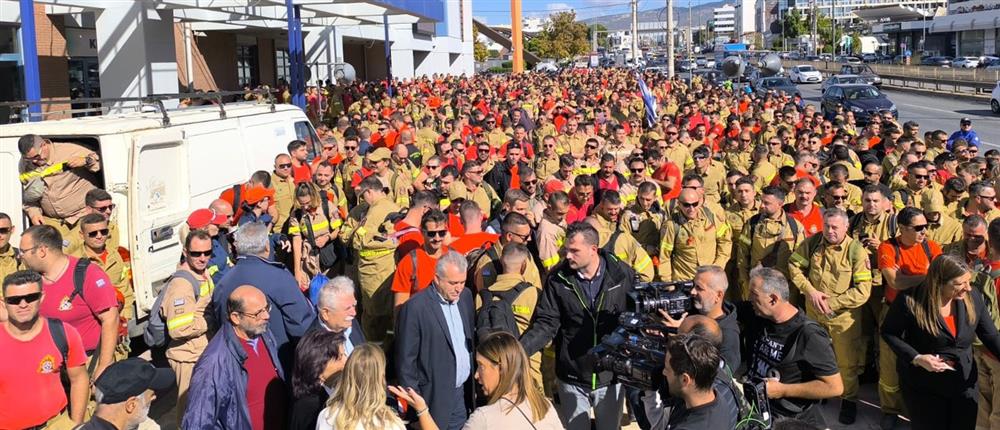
(94, 358, 175, 404)
(368, 147, 392, 162)
(244, 185, 275, 205)
(187, 208, 227, 229)
(961, 117, 972, 125)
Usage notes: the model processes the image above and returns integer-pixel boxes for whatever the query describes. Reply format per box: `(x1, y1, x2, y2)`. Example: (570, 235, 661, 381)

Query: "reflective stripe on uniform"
(853, 271, 873, 283)
(541, 254, 561, 269)
(634, 255, 652, 272)
(359, 248, 395, 259)
(512, 305, 532, 315)
(330, 219, 344, 230)
(440, 198, 451, 208)
(555, 238, 565, 248)
(739, 234, 752, 246)
(287, 220, 332, 235)
(661, 241, 674, 252)
(19, 162, 65, 184)
(715, 223, 730, 238)
(167, 313, 195, 330)
(789, 252, 808, 266)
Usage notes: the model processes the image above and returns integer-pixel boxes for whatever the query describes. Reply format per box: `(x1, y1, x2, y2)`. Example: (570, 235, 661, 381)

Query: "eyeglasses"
(980, 194, 997, 200)
(187, 249, 213, 258)
(913, 174, 930, 180)
(423, 229, 448, 238)
(693, 155, 708, 160)
(586, 145, 598, 150)
(478, 148, 491, 153)
(238, 303, 272, 319)
(914, 151, 926, 157)
(909, 224, 929, 232)
(831, 195, 847, 201)
(4, 292, 41, 306)
(630, 168, 645, 173)
(344, 146, 358, 151)
(277, 163, 292, 169)
(523, 180, 538, 186)
(666, 131, 678, 135)
(679, 201, 700, 208)
(0, 227, 10, 235)
(427, 164, 441, 169)
(86, 228, 110, 238)
(864, 170, 880, 176)
(741, 139, 752, 143)
(504, 230, 532, 242)
(91, 204, 115, 213)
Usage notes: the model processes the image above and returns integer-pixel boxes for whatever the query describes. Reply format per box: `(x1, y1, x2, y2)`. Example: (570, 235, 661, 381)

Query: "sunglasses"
(427, 164, 441, 169)
(679, 201, 700, 208)
(423, 229, 447, 238)
(86, 228, 110, 238)
(630, 168, 645, 173)
(91, 204, 115, 212)
(586, 145, 598, 150)
(909, 224, 929, 232)
(0, 227, 10, 235)
(4, 292, 41, 306)
(913, 174, 930, 180)
(831, 195, 847, 201)
(187, 250, 213, 258)
(277, 163, 292, 169)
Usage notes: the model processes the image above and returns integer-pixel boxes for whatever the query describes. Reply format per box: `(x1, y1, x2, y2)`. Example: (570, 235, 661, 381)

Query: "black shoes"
(839, 399, 857, 425)
(879, 412, 900, 430)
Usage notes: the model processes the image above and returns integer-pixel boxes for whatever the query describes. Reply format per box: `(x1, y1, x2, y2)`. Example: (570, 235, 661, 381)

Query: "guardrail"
(788, 61, 999, 98)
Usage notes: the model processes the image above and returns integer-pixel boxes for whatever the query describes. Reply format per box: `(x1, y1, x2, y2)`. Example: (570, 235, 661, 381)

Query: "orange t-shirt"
(391, 248, 440, 295)
(393, 221, 423, 261)
(944, 314, 957, 337)
(785, 203, 824, 237)
(877, 239, 943, 303)
(450, 232, 500, 255)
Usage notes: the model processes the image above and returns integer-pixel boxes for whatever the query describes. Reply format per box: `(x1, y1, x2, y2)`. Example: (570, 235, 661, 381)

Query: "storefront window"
(236, 45, 259, 88)
(276, 49, 290, 84)
(959, 30, 984, 56)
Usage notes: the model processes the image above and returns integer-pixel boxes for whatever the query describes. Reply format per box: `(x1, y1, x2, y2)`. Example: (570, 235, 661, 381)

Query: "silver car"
(821, 74, 865, 94)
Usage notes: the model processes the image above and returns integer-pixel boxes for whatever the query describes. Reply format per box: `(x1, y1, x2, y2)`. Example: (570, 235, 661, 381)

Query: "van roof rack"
(0, 89, 277, 126)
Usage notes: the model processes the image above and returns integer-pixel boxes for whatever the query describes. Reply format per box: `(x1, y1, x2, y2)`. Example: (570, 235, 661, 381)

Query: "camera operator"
(520, 221, 638, 430)
(741, 267, 844, 428)
(659, 265, 741, 368)
(663, 333, 740, 430)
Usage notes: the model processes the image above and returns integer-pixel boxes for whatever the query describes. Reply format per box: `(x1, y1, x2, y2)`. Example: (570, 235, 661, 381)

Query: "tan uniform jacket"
(270, 173, 297, 233)
(849, 211, 896, 286)
(473, 242, 542, 293)
(448, 181, 500, 219)
(533, 154, 560, 182)
(685, 161, 727, 204)
(591, 216, 654, 281)
(659, 210, 733, 282)
(735, 212, 805, 295)
(474, 273, 539, 336)
(161, 269, 214, 363)
(65, 220, 121, 258)
(535, 217, 567, 272)
(789, 235, 873, 317)
(81, 247, 134, 322)
(24, 142, 100, 224)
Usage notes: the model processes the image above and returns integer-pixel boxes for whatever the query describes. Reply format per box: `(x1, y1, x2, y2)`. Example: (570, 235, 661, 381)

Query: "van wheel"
(992, 99, 1000, 114)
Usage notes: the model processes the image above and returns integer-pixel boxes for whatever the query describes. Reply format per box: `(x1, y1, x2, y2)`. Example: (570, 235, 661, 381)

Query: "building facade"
(0, 0, 472, 122)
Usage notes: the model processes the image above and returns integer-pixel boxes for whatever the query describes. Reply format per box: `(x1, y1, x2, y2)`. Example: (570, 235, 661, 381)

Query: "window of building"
(236, 45, 259, 88)
(275, 49, 290, 84)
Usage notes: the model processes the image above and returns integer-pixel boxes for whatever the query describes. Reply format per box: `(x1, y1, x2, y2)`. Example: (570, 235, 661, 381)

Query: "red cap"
(187, 209, 227, 230)
(472, 126, 484, 134)
(544, 179, 566, 196)
(244, 185, 274, 204)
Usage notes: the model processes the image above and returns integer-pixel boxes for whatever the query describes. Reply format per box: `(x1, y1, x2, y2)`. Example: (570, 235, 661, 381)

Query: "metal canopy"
(34, 0, 430, 28)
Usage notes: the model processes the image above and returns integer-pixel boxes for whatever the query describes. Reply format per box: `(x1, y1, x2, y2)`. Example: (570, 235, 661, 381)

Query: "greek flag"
(637, 73, 658, 127)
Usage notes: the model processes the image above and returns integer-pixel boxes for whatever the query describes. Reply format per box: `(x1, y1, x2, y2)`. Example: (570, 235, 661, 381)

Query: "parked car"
(839, 64, 882, 87)
(862, 53, 878, 63)
(980, 56, 1000, 68)
(821, 84, 897, 124)
(921, 56, 952, 67)
(753, 76, 801, 98)
(953, 56, 981, 68)
(806, 55, 821, 62)
(839, 56, 862, 64)
(821, 74, 865, 93)
(678, 60, 694, 72)
(790, 65, 823, 83)
(987, 60, 1000, 71)
(992, 81, 1000, 114)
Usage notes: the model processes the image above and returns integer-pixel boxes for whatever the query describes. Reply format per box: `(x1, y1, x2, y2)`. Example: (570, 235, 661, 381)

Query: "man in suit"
(308, 276, 365, 355)
(396, 251, 475, 430)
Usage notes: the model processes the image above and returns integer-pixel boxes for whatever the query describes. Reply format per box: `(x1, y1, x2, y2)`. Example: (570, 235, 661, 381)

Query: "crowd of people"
(1, 67, 998, 430)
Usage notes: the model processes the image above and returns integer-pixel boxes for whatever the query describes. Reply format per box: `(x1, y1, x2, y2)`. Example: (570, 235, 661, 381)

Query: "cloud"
(473, 15, 489, 23)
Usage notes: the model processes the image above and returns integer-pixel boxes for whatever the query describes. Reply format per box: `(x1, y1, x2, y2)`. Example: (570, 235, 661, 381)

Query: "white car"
(954, 56, 981, 68)
(992, 81, 1000, 114)
(790, 65, 823, 83)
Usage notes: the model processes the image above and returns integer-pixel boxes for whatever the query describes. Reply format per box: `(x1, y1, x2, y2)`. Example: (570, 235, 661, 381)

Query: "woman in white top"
(316, 344, 405, 430)
(390, 331, 564, 430)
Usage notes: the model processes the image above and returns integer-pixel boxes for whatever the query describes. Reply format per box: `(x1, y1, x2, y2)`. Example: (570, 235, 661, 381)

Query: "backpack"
(475, 281, 533, 340)
(49, 318, 72, 392)
(603, 228, 624, 254)
(143, 270, 201, 348)
(747, 212, 800, 268)
(849, 212, 898, 240)
(466, 244, 500, 286)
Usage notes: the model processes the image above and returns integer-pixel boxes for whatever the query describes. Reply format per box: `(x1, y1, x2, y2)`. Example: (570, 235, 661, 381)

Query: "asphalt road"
(797, 83, 1000, 149)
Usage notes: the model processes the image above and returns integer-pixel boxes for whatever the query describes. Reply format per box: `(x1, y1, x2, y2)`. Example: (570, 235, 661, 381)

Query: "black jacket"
(395, 286, 476, 428)
(520, 250, 637, 390)
(717, 301, 741, 369)
(882, 288, 1000, 396)
(484, 160, 530, 196)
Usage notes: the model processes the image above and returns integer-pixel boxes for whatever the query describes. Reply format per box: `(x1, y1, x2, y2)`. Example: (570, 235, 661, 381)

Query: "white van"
(0, 101, 321, 326)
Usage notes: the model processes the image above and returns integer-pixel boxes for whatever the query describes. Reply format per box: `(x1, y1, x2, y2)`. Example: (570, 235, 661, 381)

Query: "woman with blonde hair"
(316, 344, 405, 430)
(287, 182, 336, 290)
(882, 253, 1000, 430)
(390, 331, 563, 430)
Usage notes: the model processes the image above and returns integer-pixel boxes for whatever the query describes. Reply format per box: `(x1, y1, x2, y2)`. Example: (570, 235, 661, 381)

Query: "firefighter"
(659, 188, 732, 282)
(788, 208, 872, 425)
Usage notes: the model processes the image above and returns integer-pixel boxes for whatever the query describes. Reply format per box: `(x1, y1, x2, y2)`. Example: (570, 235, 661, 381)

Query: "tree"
(588, 24, 610, 50)
(782, 9, 807, 39)
(473, 26, 489, 62)
(530, 11, 591, 60)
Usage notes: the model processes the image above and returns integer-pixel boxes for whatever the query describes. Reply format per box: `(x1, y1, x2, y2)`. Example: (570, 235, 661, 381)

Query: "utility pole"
(811, 0, 818, 56)
(688, 0, 693, 63)
(511, 0, 524, 73)
(831, 0, 837, 56)
(667, 0, 675, 77)
(631, 0, 639, 61)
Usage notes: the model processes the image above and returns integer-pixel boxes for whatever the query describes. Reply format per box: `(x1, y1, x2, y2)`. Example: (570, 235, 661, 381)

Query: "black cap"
(961, 117, 972, 124)
(94, 358, 175, 404)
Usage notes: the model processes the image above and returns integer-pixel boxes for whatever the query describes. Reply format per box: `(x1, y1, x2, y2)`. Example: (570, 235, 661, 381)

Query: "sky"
(472, 0, 720, 26)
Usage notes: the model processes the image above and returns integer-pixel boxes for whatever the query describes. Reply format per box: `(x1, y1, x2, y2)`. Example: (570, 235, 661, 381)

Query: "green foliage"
(487, 66, 512, 73)
(473, 26, 489, 62)
(588, 23, 610, 50)
(487, 49, 501, 58)
(782, 9, 807, 39)
(501, 60, 513, 68)
(529, 11, 591, 60)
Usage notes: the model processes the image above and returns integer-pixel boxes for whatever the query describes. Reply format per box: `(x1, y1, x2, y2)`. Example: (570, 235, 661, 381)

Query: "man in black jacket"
(521, 222, 637, 430)
(484, 142, 529, 194)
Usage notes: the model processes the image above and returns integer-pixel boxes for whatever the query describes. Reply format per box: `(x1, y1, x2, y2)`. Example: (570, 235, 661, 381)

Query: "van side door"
(128, 129, 188, 318)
